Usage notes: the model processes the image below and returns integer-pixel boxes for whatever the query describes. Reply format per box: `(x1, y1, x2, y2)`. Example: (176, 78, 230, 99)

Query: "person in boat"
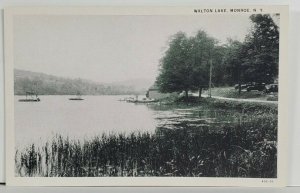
(36, 94, 40, 101)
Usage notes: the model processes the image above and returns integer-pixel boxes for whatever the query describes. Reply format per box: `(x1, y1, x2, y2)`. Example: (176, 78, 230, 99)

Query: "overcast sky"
(14, 14, 256, 83)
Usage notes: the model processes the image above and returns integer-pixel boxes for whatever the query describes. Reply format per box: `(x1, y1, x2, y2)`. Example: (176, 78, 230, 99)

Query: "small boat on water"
(119, 96, 158, 103)
(118, 97, 135, 102)
(69, 92, 84, 100)
(132, 98, 158, 103)
(19, 92, 40, 102)
(129, 97, 158, 104)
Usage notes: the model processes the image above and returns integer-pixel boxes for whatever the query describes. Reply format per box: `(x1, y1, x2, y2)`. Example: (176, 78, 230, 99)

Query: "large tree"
(155, 32, 193, 98)
(222, 39, 243, 84)
(156, 30, 217, 98)
(239, 14, 279, 84)
(189, 30, 217, 97)
(221, 38, 244, 93)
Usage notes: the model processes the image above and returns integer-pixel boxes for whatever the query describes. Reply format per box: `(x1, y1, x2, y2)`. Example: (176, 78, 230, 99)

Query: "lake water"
(15, 95, 241, 146)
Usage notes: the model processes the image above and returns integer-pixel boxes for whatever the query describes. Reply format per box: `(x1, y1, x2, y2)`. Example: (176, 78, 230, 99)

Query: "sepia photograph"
(4, 6, 288, 186)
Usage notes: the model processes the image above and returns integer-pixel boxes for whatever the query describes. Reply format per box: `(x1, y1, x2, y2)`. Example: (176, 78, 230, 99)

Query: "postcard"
(4, 6, 288, 186)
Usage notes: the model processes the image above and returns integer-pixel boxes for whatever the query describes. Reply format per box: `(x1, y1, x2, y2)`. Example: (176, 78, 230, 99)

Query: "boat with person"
(69, 92, 84, 100)
(18, 91, 40, 102)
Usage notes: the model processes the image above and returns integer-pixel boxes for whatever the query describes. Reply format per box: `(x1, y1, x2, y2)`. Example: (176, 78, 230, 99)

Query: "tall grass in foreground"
(15, 107, 277, 178)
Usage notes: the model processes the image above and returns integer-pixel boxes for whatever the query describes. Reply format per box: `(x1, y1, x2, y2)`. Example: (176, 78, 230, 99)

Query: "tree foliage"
(222, 39, 243, 85)
(190, 31, 216, 93)
(156, 30, 217, 97)
(155, 32, 192, 97)
(239, 14, 279, 84)
(156, 14, 279, 97)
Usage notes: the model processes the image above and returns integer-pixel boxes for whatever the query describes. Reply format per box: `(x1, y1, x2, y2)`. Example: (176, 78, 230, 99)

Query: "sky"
(14, 14, 255, 83)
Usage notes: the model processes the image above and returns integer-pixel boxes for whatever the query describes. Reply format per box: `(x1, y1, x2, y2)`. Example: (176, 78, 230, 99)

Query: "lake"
(14, 95, 241, 147)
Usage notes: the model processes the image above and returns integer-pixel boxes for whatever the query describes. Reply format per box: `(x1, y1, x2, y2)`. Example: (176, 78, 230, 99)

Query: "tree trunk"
(199, 87, 202, 98)
(185, 89, 189, 99)
(238, 82, 242, 95)
(238, 65, 241, 95)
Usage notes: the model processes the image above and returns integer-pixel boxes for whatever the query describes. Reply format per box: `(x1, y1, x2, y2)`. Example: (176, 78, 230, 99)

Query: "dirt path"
(202, 94, 278, 104)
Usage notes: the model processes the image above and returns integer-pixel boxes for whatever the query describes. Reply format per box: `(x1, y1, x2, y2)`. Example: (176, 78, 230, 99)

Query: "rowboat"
(69, 92, 84, 100)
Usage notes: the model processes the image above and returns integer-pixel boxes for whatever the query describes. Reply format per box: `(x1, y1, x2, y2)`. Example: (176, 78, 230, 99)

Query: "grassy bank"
(202, 87, 278, 101)
(15, 98, 277, 178)
(171, 96, 277, 113)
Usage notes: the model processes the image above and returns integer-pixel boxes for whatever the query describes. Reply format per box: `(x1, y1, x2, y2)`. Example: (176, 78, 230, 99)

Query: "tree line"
(156, 14, 279, 97)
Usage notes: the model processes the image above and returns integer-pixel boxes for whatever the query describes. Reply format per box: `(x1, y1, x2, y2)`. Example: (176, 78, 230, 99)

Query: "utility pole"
(208, 58, 213, 98)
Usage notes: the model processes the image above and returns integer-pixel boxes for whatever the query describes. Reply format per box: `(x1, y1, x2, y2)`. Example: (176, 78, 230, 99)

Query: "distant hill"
(14, 69, 150, 95)
(110, 78, 154, 93)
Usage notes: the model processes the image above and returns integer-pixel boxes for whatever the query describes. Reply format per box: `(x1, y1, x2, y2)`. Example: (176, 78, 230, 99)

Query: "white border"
(4, 5, 289, 187)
